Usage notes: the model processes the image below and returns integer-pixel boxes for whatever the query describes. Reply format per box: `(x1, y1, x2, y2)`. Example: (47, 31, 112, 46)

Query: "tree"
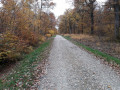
(74, 0, 86, 33)
(0, 0, 56, 62)
(85, 0, 96, 34)
(113, 0, 120, 39)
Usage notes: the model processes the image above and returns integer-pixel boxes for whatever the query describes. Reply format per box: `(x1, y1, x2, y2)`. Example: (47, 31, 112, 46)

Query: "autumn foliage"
(0, 0, 56, 62)
(59, 0, 120, 39)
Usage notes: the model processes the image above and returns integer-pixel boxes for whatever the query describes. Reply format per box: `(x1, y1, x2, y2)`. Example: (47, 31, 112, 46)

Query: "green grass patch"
(0, 39, 52, 89)
(52, 35, 56, 37)
(64, 36, 71, 40)
(64, 36, 120, 65)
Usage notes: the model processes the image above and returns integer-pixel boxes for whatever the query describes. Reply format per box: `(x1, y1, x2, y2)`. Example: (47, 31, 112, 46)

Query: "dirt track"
(38, 35, 120, 90)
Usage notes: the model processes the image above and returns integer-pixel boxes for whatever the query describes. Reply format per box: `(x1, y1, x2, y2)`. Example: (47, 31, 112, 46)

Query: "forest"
(0, 0, 57, 63)
(0, 0, 120, 89)
(59, 0, 120, 61)
(59, 0, 120, 39)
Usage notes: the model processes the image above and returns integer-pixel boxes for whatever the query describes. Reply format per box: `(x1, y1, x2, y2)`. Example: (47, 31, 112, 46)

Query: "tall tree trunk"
(81, 15, 84, 33)
(73, 23, 76, 34)
(114, 0, 119, 39)
(69, 24, 72, 34)
(90, 9, 94, 34)
(69, 18, 72, 34)
(65, 19, 67, 34)
(119, 5, 120, 31)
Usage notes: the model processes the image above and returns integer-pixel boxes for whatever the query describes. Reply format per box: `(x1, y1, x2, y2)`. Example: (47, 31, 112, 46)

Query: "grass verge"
(64, 36, 120, 65)
(0, 39, 52, 89)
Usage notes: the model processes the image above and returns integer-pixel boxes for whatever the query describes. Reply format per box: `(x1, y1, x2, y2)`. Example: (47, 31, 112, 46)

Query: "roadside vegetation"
(0, 38, 53, 89)
(59, 0, 120, 67)
(64, 34, 120, 59)
(0, 0, 57, 89)
(59, 0, 120, 40)
(64, 35, 120, 67)
(0, 0, 57, 63)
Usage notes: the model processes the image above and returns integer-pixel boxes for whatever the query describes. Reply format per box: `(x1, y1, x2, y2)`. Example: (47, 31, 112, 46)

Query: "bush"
(0, 30, 47, 62)
(39, 36, 46, 42)
(45, 34, 52, 37)
(49, 30, 55, 36)
(0, 31, 36, 62)
(0, 31, 20, 62)
(20, 30, 39, 46)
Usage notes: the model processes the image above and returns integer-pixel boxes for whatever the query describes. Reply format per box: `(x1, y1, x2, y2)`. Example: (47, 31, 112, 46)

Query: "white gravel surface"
(38, 35, 120, 90)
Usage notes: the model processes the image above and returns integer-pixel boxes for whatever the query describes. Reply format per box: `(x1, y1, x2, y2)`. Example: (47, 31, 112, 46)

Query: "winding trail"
(38, 35, 120, 90)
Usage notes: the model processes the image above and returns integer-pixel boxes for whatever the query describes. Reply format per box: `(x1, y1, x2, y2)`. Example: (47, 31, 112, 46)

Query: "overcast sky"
(52, 0, 107, 18)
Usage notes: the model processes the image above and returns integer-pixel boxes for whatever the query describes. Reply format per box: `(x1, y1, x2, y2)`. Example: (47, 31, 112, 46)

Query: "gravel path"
(38, 35, 120, 90)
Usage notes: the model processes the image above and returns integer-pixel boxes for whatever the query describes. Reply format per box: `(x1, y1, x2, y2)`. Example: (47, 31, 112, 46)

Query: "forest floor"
(0, 61, 18, 78)
(38, 35, 120, 90)
(64, 34, 120, 59)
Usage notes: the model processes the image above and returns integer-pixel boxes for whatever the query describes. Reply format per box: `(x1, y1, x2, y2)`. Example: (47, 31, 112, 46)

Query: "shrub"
(49, 30, 55, 36)
(46, 34, 52, 37)
(39, 35, 46, 42)
(20, 30, 39, 46)
(0, 30, 47, 62)
(0, 31, 20, 62)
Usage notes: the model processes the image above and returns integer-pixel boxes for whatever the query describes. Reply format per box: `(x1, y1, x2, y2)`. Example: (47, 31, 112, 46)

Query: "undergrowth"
(64, 36, 120, 65)
(0, 39, 52, 89)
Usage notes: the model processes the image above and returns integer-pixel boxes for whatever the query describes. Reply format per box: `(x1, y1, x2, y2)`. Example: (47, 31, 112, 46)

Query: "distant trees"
(74, 0, 86, 34)
(59, 0, 120, 39)
(59, 9, 81, 34)
(73, 0, 96, 34)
